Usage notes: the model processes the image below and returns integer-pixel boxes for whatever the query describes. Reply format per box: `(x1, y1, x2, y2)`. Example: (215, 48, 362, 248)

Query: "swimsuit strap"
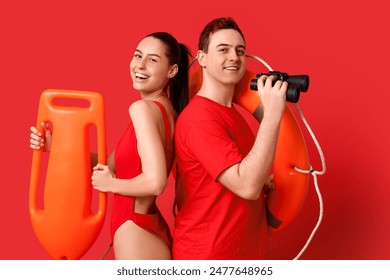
(153, 101, 171, 147)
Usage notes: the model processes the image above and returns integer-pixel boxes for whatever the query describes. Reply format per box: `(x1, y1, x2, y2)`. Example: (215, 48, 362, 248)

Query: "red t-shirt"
(173, 95, 269, 260)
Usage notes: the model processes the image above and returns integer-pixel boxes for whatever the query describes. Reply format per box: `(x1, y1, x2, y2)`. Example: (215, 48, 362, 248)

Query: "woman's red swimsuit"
(110, 101, 173, 249)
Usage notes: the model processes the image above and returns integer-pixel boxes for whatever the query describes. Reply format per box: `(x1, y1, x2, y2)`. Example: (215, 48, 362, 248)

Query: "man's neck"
(197, 79, 235, 107)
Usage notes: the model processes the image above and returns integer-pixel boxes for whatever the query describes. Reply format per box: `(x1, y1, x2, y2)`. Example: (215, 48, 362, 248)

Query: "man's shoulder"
(178, 96, 212, 120)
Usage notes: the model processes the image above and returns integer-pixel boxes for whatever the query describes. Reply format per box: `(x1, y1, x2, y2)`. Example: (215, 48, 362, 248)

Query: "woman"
(30, 32, 191, 259)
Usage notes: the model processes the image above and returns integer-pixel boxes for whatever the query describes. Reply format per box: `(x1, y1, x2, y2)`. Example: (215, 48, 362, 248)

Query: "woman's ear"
(168, 64, 178, 78)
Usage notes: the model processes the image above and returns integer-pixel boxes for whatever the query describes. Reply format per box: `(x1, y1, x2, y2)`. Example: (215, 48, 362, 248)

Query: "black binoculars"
(250, 71, 310, 103)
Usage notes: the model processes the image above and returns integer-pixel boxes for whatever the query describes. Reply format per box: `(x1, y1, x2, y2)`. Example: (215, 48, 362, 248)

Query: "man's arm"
(217, 76, 287, 200)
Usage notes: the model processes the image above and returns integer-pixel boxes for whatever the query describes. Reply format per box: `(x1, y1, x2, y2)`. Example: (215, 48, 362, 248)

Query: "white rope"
(291, 103, 326, 260)
(246, 54, 327, 260)
(245, 54, 274, 72)
(293, 170, 324, 260)
(293, 103, 327, 176)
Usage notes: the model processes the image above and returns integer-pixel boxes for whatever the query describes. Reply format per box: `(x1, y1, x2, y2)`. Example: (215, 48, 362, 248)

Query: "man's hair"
(198, 17, 245, 53)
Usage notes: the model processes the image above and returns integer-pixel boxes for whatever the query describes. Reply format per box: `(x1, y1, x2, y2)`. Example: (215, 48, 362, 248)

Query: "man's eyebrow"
(215, 43, 246, 49)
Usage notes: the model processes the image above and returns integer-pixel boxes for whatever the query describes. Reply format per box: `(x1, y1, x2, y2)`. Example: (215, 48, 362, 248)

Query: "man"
(173, 17, 287, 259)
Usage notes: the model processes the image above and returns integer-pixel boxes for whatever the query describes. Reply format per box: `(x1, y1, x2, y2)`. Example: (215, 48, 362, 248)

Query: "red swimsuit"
(110, 101, 173, 249)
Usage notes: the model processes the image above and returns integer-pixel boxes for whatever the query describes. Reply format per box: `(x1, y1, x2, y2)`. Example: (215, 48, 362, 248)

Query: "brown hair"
(198, 17, 245, 53)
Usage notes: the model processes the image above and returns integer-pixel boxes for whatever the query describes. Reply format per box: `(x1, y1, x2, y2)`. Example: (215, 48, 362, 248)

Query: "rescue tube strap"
(100, 242, 113, 260)
(266, 207, 282, 229)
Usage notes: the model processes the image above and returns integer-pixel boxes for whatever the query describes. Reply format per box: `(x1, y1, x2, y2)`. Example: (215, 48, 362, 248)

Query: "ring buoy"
(188, 65, 310, 232)
(29, 89, 107, 259)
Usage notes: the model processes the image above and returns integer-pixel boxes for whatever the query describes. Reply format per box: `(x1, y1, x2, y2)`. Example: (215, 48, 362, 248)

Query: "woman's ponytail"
(146, 32, 191, 114)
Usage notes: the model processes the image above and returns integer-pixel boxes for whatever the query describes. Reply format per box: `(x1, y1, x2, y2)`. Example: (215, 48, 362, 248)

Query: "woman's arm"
(92, 100, 168, 197)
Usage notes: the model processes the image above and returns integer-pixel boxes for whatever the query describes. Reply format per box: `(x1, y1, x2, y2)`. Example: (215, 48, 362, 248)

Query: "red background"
(1, 0, 389, 260)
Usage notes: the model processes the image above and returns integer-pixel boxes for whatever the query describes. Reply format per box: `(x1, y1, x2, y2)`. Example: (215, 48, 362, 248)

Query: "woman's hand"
(91, 163, 115, 192)
(30, 122, 52, 151)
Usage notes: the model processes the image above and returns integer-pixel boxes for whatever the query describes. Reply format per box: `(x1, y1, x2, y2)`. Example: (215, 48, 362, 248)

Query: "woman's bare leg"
(113, 220, 171, 260)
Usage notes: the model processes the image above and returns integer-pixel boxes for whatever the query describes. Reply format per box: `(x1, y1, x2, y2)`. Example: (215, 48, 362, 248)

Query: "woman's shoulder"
(129, 99, 158, 115)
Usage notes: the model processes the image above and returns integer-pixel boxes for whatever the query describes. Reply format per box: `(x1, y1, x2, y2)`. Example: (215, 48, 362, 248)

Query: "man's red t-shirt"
(173, 95, 269, 260)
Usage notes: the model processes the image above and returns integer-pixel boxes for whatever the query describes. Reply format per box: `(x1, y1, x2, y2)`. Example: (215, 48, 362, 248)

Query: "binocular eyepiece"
(250, 71, 310, 103)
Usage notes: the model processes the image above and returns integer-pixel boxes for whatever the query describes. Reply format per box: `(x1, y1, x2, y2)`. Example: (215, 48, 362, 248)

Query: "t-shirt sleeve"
(185, 120, 243, 180)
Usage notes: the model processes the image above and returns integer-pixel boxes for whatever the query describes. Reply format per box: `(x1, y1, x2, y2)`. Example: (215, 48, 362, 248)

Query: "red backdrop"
(1, 0, 389, 260)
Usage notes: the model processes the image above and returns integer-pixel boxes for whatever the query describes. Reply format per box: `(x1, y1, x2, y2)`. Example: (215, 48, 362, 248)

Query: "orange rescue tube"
(29, 89, 107, 259)
(189, 69, 310, 232)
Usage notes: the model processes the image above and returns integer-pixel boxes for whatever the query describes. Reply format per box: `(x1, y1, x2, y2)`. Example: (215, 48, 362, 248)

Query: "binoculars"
(250, 71, 310, 103)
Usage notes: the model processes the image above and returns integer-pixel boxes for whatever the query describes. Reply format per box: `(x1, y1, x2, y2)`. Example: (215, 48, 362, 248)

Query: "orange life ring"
(189, 68, 310, 232)
(29, 89, 107, 259)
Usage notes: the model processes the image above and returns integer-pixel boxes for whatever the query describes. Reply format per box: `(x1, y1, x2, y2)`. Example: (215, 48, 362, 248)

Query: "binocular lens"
(286, 85, 300, 103)
(249, 72, 309, 103)
(250, 79, 258, 91)
(286, 75, 309, 92)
